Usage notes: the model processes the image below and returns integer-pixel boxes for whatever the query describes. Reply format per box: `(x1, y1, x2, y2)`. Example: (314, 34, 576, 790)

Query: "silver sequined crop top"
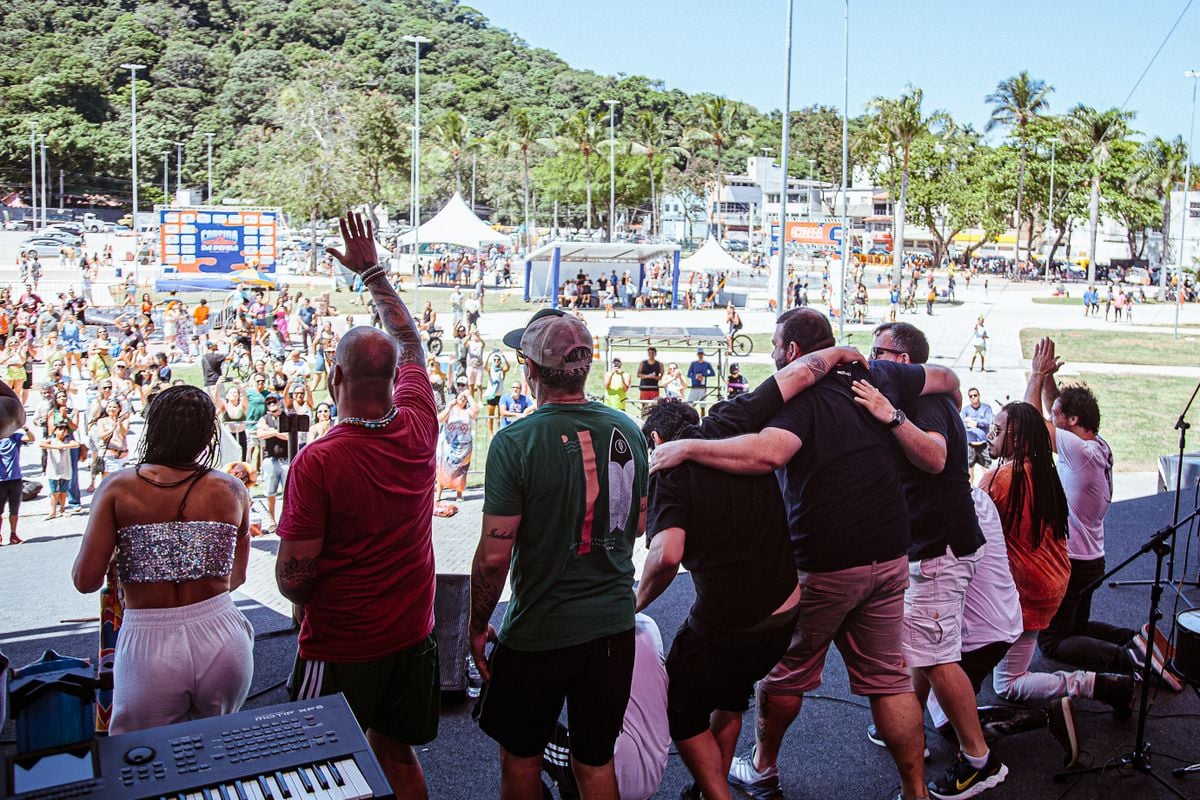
(116, 521, 238, 584)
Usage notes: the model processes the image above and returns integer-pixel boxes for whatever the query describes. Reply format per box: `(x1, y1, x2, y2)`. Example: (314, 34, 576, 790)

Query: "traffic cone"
(593, 336, 600, 361)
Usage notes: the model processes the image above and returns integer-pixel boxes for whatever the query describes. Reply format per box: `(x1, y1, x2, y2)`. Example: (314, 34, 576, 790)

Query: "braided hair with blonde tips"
(137, 384, 221, 469)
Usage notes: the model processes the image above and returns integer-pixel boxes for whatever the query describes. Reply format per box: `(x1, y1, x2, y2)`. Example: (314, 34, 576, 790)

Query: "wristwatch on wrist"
(888, 408, 906, 429)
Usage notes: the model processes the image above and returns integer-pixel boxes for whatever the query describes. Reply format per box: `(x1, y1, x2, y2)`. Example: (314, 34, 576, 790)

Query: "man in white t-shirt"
(1024, 338, 1137, 674)
(927, 489, 1078, 767)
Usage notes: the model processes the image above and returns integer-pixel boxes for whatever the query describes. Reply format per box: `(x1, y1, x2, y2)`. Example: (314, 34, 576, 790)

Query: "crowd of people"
(0, 208, 1178, 800)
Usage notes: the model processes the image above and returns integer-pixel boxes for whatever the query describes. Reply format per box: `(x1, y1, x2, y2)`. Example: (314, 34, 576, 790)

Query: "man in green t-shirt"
(470, 307, 649, 799)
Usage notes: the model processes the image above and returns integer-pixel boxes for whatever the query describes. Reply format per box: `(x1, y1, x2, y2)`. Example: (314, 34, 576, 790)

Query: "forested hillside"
(0, 0, 802, 225)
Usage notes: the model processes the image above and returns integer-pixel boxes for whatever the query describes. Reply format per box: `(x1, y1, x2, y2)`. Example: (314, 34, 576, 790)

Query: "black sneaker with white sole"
(1046, 697, 1079, 768)
(928, 750, 1008, 799)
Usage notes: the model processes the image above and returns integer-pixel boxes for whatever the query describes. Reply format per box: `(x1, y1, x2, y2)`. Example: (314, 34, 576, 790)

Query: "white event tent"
(396, 192, 511, 249)
(678, 237, 752, 273)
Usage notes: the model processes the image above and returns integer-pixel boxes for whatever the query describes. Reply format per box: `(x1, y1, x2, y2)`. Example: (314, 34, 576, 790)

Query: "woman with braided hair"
(72, 385, 254, 734)
(981, 401, 1135, 718)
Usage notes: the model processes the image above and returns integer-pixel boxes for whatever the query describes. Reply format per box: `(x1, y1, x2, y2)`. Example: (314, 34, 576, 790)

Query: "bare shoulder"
(204, 469, 250, 504)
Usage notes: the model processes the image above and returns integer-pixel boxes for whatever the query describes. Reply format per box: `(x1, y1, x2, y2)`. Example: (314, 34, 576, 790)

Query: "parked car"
(3, 219, 33, 232)
(19, 236, 69, 258)
(48, 222, 85, 237)
(868, 246, 890, 255)
(34, 229, 83, 248)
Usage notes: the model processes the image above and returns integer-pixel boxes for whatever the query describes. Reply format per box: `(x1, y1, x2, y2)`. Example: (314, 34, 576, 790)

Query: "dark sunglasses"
(870, 346, 906, 359)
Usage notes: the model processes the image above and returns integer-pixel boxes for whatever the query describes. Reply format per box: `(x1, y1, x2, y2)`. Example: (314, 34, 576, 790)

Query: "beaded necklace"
(337, 406, 399, 430)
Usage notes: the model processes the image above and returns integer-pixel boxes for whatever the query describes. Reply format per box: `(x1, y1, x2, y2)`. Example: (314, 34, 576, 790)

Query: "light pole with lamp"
(1044, 137, 1058, 283)
(206, 133, 215, 203)
(162, 153, 169, 205)
(39, 136, 48, 229)
(175, 142, 184, 196)
(404, 34, 431, 307)
(774, 0, 794, 317)
(120, 63, 146, 227)
(606, 99, 619, 242)
(837, 0, 851, 343)
(1177, 70, 1200, 338)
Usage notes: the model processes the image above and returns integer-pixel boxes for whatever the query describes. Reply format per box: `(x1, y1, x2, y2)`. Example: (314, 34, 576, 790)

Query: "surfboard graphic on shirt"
(608, 427, 635, 535)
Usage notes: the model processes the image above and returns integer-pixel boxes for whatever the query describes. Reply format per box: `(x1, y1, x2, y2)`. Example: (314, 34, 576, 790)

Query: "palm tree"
(627, 110, 688, 237)
(867, 87, 947, 283)
(1140, 136, 1188, 296)
(558, 109, 604, 230)
(684, 97, 750, 239)
(1063, 105, 1134, 284)
(428, 110, 471, 194)
(503, 108, 540, 251)
(986, 72, 1053, 264)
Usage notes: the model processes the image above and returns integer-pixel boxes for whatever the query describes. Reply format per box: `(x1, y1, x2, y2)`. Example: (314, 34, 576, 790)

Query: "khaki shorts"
(902, 546, 980, 669)
(763, 556, 910, 697)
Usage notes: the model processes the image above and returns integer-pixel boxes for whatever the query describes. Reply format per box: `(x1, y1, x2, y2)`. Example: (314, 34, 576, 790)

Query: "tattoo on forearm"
(367, 282, 424, 366)
(278, 556, 317, 592)
(797, 353, 830, 380)
(485, 526, 515, 540)
(470, 562, 503, 633)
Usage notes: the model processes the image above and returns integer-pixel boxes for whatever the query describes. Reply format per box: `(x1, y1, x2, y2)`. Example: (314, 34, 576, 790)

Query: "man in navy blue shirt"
(686, 348, 715, 403)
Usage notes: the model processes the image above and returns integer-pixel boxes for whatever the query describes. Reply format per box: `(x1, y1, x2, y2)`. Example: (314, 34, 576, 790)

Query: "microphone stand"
(1111, 376, 1200, 593)
(1055, 506, 1200, 798)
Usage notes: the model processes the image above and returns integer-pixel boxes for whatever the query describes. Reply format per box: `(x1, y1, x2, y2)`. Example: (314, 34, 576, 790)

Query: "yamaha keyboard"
(3, 693, 394, 799)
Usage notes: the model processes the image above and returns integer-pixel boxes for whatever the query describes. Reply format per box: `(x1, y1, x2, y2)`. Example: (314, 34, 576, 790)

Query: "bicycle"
(729, 333, 753, 357)
(426, 326, 444, 357)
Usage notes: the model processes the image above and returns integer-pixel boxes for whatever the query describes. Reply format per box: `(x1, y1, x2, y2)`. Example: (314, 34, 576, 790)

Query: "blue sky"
(468, 0, 1199, 143)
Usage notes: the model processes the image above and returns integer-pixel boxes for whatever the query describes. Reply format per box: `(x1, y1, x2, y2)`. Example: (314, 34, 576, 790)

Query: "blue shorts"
(49, 478, 70, 494)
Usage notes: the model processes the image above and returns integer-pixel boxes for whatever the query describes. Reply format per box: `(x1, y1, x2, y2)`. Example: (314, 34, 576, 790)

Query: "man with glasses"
(256, 393, 289, 532)
(961, 388, 993, 483)
(498, 381, 532, 428)
(855, 323, 1004, 798)
(651, 308, 959, 800)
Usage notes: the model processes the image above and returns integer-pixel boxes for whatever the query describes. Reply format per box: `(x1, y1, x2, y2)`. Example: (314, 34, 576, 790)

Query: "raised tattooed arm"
(468, 513, 520, 681)
(326, 212, 424, 366)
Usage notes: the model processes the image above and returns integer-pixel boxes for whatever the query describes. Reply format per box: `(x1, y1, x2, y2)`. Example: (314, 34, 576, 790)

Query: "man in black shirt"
(856, 323, 1003, 798)
(637, 347, 664, 402)
(651, 308, 960, 800)
(638, 343, 866, 800)
(201, 342, 227, 396)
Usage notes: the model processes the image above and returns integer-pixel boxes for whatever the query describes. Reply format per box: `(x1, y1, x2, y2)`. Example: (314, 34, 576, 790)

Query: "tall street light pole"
(175, 142, 184, 196)
(606, 99, 618, 242)
(774, 0, 794, 318)
(163, 153, 169, 205)
(120, 63, 146, 225)
(206, 133, 215, 204)
(29, 126, 37, 230)
(39, 136, 48, 228)
(837, 0, 851, 343)
(404, 34, 431, 307)
(1044, 138, 1057, 283)
(1177, 70, 1199, 339)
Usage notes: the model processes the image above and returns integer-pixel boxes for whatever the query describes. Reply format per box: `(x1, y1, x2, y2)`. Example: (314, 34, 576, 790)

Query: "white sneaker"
(727, 749, 781, 798)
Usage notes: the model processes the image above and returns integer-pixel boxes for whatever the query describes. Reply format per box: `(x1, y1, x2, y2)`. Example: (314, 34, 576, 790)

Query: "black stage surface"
(4, 489, 1200, 798)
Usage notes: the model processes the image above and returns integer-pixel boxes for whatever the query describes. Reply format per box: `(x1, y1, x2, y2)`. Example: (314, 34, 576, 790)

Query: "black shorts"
(666, 613, 796, 741)
(476, 628, 634, 766)
(486, 396, 500, 407)
(289, 632, 439, 745)
(0, 479, 21, 516)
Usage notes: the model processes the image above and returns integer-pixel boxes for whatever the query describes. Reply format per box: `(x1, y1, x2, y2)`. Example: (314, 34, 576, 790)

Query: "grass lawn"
(1019, 328, 1200, 367)
(1070, 372, 1196, 471)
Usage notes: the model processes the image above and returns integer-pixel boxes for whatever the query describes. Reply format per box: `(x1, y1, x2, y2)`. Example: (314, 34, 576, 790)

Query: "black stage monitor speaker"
(434, 573, 471, 694)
